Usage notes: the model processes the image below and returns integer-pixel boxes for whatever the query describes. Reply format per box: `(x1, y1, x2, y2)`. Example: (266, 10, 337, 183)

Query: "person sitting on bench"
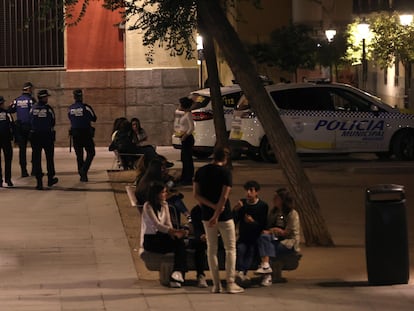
(140, 181, 188, 288)
(255, 187, 301, 286)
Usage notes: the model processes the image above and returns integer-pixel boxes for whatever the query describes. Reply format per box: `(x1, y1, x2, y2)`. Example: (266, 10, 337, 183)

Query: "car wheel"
(259, 136, 277, 163)
(392, 131, 414, 160)
(192, 150, 212, 159)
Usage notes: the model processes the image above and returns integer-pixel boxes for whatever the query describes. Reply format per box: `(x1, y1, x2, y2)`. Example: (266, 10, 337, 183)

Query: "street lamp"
(357, 20, 369, 90)
(196, 35, 204, 88)
(325, 29, 336, 42)
(325, 29, 336, 81)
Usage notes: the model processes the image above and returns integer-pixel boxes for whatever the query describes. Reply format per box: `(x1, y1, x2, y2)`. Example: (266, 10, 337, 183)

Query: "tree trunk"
(198, 15, 229, 152)
(197, 0, 334, 246)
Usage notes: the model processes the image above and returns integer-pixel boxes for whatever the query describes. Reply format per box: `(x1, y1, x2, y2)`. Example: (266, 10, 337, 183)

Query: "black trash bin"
(365, 184, 409, 285)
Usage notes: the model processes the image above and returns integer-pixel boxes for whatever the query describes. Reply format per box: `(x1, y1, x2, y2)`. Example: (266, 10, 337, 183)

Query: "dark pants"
(144, 232, 187, 273)
(31, 132, 56, 181)
(72, 131, 95, 175)
(236, 241, 257, 273)
(180, 134, 194, 183)
(0, 138, 13, 182)
(15, 122, 32, 174)
(189, 239, 207, 277)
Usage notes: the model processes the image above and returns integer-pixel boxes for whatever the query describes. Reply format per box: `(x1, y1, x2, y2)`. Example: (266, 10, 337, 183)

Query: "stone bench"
(126, 185, 302, 286)
(140, 248, 302, 286)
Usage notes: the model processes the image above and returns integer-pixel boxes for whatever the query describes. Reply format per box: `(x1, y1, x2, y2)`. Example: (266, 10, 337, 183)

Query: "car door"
(328, 87, 388, 152)
(271, 87, 337, 153)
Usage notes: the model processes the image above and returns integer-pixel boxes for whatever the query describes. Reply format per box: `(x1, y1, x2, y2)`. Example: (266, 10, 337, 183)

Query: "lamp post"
(357, 20, 369, 90)
(325, 29, 336, 81)
(196, 35, 204, 88)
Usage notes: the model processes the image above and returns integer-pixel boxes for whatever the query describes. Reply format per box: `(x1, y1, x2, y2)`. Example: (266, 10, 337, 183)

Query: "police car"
(172, 85, 243, 158)
(229, 82, 414, 162)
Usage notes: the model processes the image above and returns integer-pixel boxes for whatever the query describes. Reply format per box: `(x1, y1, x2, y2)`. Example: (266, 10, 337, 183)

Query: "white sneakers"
(197, 275, 208, 288)
(170, 271, 184, 288)
(171, 271, 184, 283)
(261, 274, 272, 286)
(227, 282, 245, 294)
(255, 263, 273, 274)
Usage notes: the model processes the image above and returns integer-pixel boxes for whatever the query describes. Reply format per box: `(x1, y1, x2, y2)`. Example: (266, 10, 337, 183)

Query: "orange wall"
(67, 1, 124, 69)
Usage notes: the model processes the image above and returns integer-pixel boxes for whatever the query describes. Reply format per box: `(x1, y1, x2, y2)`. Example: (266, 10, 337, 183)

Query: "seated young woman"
(140, 180, 189, 288)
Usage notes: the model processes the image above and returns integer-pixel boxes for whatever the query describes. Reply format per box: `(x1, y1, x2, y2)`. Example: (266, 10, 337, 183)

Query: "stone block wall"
(0, 68, 198, 147)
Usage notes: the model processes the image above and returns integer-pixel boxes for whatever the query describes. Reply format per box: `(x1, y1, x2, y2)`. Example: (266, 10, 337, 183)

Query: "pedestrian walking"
(9, 82, 35, 177)
(193, 146, 244, 294)
(68, 89, 97, 182)
(30, 90, 58, 190)
(0, 96, 14, 187)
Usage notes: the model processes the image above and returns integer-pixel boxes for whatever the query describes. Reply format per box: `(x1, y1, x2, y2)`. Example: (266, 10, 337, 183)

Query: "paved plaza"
(0, 147, 413, 310)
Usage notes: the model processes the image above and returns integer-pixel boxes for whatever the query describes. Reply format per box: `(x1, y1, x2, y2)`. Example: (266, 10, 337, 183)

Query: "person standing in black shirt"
(193, 147, 244, 294)
(68, 89, 97, 182)
(0, 96, 14, 187)
(9, 82, 35, 177)
(30, 90, 58, 190)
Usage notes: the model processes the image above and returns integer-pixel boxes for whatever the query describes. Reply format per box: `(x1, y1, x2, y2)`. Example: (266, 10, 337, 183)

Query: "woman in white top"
(177, 97, 195, 185)
(140, 181, 188, 288)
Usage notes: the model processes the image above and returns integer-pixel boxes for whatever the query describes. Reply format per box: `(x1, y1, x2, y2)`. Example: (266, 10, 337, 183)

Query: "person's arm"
(209, 185, 231, 226)
(193, 181, 215, 209)
(181, 113, 194, 141)
(85, 104, 97, 122)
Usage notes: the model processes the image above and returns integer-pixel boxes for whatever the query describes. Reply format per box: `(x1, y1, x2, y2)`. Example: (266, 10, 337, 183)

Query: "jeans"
(257, 233, 294, 258)
(203, 219, 236, 287)
(236, 242, 257, 273)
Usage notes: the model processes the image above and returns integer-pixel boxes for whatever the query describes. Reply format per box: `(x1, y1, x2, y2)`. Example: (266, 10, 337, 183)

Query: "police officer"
(68, 89, 97, 182)
(0, 96, 14, 187)
(30, 90, 58, 190)
(9, 82, 35, 177)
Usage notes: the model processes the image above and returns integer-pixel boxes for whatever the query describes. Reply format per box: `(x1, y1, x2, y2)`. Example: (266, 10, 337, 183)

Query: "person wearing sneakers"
(29, 90, 58, 190)
(140, 181, 188, 288)
(0, 96, 14, 187)
(193, 147, 244, 294)
(233, 180, 269, 287)
(68, 89, 97, 182)
(255, 188, 301, 286)
(9, 82, 35, 177)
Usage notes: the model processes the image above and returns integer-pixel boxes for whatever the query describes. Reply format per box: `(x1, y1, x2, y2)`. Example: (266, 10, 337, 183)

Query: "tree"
(248, 24, 318, 82)
(39, 0, 334, 246)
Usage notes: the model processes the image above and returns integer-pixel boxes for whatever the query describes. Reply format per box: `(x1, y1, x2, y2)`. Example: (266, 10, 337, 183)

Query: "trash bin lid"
(366, 184, 405, 202)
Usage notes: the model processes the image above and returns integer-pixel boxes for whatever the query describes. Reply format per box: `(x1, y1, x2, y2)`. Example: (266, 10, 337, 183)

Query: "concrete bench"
(140, 249, 302, 286)
(125, 185, 302, 286)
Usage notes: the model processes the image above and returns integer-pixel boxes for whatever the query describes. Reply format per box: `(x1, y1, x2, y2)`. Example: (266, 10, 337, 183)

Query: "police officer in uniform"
(9, 82, 35, 177)
(30, 90, 58, 190)
(68, 89, 97, 182)
(0, 96, 14, 187)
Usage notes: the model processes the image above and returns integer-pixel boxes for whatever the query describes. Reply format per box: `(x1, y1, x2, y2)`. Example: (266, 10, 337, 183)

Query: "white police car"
(229, 82, 414, 162)
(172, 85, 243, 158)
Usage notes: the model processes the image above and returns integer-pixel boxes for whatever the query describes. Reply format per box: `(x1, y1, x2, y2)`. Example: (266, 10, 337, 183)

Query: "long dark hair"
(147, 181, 166, 215)
(274, 187, 294, 215)
(135, 158, 163, 204)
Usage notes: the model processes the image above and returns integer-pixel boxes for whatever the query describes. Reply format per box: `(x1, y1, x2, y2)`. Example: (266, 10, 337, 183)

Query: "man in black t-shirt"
(194, 147, 244, 294)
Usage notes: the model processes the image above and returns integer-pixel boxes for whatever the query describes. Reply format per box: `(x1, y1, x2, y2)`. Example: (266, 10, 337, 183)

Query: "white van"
(229, 82, 414, 162)
(172, 85, 243, 158)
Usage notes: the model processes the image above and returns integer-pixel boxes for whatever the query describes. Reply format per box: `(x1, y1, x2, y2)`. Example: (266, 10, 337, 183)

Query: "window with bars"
(0, 0, 64, 68)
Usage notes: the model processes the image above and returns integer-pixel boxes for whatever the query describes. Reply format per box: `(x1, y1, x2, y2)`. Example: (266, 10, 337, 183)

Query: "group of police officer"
(0, 82, 97, 190)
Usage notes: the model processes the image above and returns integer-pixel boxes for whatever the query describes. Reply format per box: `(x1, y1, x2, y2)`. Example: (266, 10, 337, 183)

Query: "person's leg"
(31, 136, 43, 189)
(72, 137, 84, 172)
(44, 138, 57, 186)
(83, 137, 95, 173)
(193, 239, 207, 277)
(217, 219, 237, 284)
(180, 135, 194, 183)
(4, 141, 13, 183)
(236, 241, 248, 273)
(203, 220, 220, 289)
